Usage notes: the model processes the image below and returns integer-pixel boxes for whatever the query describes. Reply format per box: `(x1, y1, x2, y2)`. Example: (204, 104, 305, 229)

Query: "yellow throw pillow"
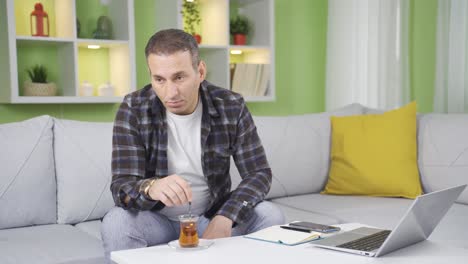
(322, 101, 422, 199)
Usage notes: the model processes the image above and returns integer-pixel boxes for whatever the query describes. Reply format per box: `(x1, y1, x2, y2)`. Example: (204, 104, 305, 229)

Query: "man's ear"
(198, 61, 207, 81)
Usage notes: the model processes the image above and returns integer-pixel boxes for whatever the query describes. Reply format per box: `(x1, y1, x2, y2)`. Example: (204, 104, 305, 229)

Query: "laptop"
(310, 184, 467, 257)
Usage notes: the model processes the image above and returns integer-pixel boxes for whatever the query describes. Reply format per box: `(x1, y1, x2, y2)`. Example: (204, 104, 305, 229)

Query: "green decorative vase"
(93, 15, 112, 39)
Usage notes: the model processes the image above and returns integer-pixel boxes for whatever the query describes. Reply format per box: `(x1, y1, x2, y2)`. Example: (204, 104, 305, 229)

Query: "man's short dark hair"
(145, 29, 200, 70)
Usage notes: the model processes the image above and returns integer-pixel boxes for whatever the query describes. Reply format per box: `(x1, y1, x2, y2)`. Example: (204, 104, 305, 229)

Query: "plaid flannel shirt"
(111, 80, 272, 224)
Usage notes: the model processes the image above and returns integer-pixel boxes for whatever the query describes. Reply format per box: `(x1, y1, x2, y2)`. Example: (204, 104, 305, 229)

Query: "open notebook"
(244, 225, 322, 246)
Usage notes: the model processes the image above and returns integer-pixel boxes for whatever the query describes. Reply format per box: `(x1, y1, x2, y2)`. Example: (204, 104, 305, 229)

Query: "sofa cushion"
(75, 220, 102, 241)
(362, 105, 386, 114)
(230, 103, 364, 199)
(54, 119, 114, 224)
(0, 224, 104, 264)
(0, 115, 56, 229)
(271, 202, 341, 225)
(271, 194, 413, 229)
(323, 102, 422, 198)
(428, 203, 468, 249)
(418, 114, 468, 204)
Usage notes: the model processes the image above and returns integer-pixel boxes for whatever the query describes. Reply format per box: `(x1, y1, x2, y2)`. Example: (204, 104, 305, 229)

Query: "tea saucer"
(167, 239, 214, 251)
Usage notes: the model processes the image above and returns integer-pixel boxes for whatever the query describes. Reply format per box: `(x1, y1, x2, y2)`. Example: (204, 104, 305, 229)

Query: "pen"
(280, 225, 311, 233)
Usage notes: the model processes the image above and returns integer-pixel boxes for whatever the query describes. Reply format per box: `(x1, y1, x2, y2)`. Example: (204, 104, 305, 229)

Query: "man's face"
(147, 51, 205, 115)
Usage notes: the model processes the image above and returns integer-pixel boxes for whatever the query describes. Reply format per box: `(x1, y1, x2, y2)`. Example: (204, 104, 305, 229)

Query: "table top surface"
(111, 223, 468, 264)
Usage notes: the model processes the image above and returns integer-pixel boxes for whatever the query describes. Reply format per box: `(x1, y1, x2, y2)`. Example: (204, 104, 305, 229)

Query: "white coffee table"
(111, 224, 468, 264)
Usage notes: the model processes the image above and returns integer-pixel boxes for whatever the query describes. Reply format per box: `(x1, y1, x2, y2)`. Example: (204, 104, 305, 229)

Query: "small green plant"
(26, 65, 48, 83)
(181, 0, 201, 35)
(230, 15, 250, 35)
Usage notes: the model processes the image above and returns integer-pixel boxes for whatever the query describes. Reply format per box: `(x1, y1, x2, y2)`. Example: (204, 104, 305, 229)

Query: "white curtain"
(326, 0, 410, 110)
(434, 0, 468, 113)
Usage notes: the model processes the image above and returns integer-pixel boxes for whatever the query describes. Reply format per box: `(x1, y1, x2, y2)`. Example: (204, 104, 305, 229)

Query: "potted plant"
(181, 0, 202, 44)
(24, 64, 57, 96)
(230, 15, 250, 45)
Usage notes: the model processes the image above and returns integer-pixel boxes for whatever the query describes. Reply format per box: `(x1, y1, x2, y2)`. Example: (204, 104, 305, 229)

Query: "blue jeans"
(101, 201, 285, 263)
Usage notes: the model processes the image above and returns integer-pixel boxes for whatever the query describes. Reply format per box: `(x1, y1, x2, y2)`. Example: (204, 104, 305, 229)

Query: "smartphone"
(288, 221, 341, 233)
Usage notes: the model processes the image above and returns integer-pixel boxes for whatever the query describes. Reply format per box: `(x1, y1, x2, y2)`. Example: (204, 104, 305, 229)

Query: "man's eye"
(155, 78, 164, 83)
(176, 75, 184, 81)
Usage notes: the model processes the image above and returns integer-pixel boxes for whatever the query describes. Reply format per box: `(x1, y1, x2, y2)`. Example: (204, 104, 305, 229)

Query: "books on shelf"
(230, 63, 270, 97)
(244, 225, 321, 246)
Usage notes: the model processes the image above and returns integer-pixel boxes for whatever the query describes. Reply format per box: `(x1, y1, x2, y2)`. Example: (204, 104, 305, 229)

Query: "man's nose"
(167, 83, 180, 98)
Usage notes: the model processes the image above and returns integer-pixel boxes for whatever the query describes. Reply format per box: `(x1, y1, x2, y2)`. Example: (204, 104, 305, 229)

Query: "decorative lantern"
(30, 3, 49, 37)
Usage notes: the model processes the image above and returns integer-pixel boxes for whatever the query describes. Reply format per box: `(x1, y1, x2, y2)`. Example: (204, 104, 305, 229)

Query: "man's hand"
(147, 174, 192, 207)
(202, 215, 233, 239)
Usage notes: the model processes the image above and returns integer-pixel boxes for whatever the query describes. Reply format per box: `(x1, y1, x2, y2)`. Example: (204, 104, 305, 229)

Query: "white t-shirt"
(159, 98, 211, 220)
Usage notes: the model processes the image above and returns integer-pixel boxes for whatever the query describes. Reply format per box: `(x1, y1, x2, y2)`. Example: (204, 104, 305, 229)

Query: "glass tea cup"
(178, 214, 199, 248)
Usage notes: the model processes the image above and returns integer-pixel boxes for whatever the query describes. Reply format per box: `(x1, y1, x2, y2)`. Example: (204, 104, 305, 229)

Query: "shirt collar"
(200, 80, 220, 118)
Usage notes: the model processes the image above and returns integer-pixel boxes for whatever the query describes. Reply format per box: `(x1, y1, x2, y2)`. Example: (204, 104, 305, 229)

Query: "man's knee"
(101, 206, 176, 248)
(101, 207, 136, 240)
(255, 201, 286, 226)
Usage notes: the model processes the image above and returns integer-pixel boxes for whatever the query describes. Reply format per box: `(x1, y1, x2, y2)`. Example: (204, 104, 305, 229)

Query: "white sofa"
(0, 103, 467, 263)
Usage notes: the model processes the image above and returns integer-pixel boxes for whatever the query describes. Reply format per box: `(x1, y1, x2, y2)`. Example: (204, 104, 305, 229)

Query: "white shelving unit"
(154, 0, 275, 102)
(0, 0, 273, 104)
(0, 0, 136, 104)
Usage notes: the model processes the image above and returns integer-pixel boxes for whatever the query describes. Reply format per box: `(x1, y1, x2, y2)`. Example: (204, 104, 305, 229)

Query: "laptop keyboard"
(337, 230, 391, 252)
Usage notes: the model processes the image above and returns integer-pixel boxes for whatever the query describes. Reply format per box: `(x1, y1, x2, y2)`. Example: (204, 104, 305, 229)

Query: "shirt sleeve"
(216, 98, 272, 224)
(111, 97, 161, 211)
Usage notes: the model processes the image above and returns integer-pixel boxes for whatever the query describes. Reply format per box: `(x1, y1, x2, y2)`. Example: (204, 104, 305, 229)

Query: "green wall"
(247, 0, 327, 115)
(0, 0, 438, 124)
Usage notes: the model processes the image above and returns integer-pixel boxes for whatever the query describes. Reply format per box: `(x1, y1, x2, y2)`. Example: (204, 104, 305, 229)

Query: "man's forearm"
(111, 175, 161, 210)
(216, 168, 272, 224)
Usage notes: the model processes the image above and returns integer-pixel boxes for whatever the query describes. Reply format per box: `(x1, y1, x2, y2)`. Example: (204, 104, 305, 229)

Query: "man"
(101, 29, 284, 261)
